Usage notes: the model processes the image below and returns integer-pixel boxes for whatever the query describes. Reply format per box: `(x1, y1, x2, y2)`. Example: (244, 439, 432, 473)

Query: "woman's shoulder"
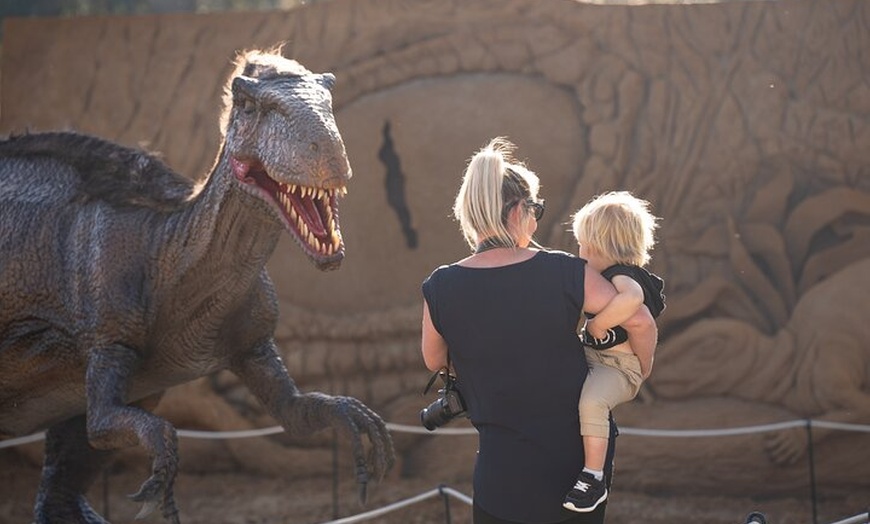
(537, 248, 586, 267)
(424, 263, 452, 280)
(539, 248, 577, 259)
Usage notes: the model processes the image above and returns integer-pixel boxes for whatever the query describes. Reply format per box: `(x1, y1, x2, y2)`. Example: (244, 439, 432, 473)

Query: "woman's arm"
(421, 299, 449, 372)
(622, 305, 657, 379)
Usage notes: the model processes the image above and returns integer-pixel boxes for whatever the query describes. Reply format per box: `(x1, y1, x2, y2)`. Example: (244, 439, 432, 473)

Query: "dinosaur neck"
(168, 148, 282, 281)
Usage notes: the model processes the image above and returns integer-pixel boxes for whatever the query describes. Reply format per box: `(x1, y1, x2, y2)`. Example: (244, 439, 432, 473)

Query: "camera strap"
(422, 367, 449, 395)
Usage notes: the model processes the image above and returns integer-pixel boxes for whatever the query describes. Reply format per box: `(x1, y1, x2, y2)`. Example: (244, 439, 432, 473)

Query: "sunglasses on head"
(525, 199, 545, 221)
(505, 198, 545, 221)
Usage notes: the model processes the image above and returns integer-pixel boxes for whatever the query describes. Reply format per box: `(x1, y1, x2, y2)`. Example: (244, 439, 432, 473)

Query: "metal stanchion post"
(102, 467, 110, 520)
(745, 511, 767, 523)
(438, 484, 452, 524)
(332, 429, 339, 519)
(805, 420, 818, 524)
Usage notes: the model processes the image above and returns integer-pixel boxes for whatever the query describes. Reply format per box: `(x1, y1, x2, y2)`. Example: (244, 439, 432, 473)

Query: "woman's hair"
(453, 137, 540, 250)
(571, 191, 658, 266)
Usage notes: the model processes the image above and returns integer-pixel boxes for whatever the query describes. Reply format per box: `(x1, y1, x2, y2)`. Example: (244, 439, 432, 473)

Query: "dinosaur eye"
(241, 98, 256, 114)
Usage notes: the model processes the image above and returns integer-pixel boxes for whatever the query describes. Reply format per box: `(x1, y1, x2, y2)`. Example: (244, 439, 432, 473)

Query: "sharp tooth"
(318, 188, 325, 199)
(307, 231, 315, 245)
(289, 202, 297, 218)
(331, 230, 341, 247)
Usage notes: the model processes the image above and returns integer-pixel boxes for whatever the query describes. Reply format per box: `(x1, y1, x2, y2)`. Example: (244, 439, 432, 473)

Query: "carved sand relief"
(1, 0, 868, 495)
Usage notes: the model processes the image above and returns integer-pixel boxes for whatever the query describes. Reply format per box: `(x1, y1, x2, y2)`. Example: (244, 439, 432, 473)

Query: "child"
(563, 191, 666, 513)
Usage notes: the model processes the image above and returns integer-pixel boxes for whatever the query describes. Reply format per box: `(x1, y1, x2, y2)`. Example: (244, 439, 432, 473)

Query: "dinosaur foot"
(33, 495, 110, 524)
(128, 472, 180, 523)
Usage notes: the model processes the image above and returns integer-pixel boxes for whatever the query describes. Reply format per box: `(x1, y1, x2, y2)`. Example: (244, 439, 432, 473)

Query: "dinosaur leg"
(85, 345, 180, 524)
(232, 339, 395, 503)
(33, 415, 112, 524)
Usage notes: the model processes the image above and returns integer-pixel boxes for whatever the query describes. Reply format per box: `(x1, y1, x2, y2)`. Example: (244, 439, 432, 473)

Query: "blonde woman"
(563, 191, 666, 513)
(421, 140, 658, 524)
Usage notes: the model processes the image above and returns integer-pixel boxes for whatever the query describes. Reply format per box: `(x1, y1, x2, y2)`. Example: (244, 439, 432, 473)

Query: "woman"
(421, 138, 658, 524)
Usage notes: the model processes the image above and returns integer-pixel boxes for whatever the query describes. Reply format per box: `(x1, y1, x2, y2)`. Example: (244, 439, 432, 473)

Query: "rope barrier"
(2, 421, 866, 524)
(0, 432, 46, 448)
(312, 485, 472, 524)
(3, 419, 870, 449)
(830, 512, 870, 524)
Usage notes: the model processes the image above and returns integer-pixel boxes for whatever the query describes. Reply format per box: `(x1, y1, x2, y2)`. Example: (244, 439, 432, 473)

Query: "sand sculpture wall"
(2, 0, 869, 496)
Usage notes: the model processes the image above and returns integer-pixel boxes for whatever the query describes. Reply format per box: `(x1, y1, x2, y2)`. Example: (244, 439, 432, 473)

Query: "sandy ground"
(1, 449, 865, 524)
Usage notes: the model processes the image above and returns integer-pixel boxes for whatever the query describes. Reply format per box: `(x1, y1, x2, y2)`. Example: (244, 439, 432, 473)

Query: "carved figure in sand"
(649, 257, 870, 465)
(0, 48, 394, 524)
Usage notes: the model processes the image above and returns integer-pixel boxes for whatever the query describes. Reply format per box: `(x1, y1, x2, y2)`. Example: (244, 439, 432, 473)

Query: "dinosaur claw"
(357, 481, 368, 505)
(128, 477, 160, 503)
(135, 499, 159, 520)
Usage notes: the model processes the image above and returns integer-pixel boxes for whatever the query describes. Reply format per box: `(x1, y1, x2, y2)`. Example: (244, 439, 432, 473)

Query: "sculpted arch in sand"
(2, 0, 869, 496)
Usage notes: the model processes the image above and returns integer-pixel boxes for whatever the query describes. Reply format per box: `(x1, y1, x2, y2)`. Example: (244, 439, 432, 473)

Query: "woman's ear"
(505, 200, 524, 229)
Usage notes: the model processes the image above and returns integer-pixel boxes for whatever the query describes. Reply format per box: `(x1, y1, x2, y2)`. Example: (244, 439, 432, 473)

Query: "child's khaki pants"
(579, 347, 644, 438)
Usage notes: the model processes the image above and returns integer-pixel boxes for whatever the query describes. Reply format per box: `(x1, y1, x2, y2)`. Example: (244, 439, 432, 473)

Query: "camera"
(419, 369, 468, 431)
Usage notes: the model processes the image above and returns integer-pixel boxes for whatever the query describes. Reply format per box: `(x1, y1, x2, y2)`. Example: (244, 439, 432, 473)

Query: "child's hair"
(453, 137, 540, 250)
(571, 191, 658, 266)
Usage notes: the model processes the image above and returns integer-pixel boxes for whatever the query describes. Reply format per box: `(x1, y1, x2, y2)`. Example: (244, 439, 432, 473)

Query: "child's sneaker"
(562, 471, 608, 513)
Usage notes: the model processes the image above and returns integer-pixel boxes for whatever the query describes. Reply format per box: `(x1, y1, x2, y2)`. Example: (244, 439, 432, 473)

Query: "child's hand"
(586, 319, 608, 339)
(579, 320, 618, 348)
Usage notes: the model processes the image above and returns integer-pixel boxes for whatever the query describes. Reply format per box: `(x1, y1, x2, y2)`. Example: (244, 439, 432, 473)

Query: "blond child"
(563, 191, 666, 513)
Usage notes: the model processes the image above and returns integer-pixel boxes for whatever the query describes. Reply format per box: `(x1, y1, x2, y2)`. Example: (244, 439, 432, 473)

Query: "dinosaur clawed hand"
(304, 393, 396, 504)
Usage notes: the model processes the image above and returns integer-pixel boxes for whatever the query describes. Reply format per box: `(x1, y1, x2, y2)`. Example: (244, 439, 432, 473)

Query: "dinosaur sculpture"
(0, 48, 394, 523)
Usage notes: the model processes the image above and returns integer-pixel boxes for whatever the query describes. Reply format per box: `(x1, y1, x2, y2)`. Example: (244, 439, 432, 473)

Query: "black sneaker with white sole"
(562, 471, 608, 513)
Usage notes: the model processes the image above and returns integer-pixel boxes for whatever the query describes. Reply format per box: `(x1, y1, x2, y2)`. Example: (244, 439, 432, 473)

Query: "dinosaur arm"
(85, 345, 180, 523)
(230, 339, 395, 501)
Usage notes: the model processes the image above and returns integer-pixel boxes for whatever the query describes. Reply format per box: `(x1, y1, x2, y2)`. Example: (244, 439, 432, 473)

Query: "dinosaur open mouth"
(231, 158, 345, 265)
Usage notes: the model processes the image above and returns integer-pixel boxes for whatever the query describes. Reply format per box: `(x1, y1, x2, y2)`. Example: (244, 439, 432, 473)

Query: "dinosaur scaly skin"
(0, 49, 394, 524)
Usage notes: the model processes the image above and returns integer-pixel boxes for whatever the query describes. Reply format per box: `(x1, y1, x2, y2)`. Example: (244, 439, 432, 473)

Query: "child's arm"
(585, 274, 645, 339)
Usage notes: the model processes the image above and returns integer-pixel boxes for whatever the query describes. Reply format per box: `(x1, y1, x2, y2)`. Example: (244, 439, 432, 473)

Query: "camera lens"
(420, 397, 453, 431)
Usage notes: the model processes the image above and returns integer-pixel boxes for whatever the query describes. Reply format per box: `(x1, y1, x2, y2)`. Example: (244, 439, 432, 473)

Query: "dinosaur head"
(221, 49, 351, 271)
